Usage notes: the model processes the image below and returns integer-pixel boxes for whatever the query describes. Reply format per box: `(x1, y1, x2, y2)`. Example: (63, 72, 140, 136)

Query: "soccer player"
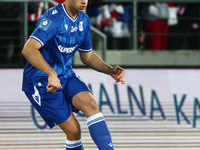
(21, 0, 125, 150)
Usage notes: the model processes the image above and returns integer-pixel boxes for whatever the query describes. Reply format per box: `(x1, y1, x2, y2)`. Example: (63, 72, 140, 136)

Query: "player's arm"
(22, 38, 62, 92)
(79, 50, 125, 84)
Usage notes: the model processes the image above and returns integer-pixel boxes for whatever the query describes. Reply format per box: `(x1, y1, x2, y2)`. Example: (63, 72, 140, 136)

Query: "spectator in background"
(87, 2, 131, 50)
(167, 3, 187, 50)
(103, 3, 131, 50)
(138, 2, 169, 50)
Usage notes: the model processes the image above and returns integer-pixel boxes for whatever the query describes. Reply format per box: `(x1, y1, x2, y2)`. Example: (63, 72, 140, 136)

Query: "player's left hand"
(110, 66, 125, 84)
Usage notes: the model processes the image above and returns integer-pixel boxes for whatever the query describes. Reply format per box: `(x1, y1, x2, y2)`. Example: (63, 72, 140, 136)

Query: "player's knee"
(72, 127, 81, 139)
(67, 125, 81, 140)
(87, 98, 99, 111)
(79, 97, 99, 115)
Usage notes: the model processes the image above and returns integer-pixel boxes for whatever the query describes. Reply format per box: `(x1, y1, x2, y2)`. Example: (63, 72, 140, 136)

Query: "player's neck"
(64, 2, 79, 19)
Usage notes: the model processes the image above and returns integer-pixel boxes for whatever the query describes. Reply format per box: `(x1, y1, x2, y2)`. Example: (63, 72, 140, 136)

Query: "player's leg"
(63, 73, 114, 150)
(25, 87, 84, 150)
(57, 112, 84, 150)
(72, 91, 114, 150)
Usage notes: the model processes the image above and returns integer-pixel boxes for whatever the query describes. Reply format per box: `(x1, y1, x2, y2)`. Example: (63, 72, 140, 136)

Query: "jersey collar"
(61, 3, 79, 22)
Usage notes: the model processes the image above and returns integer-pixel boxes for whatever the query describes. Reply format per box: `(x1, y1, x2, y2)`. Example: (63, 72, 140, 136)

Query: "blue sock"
(87, 113, 114, 150)
(66, 139, 84, 150)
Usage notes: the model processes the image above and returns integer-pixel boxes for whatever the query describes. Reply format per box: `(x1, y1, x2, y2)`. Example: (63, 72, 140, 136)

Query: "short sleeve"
(30, 16, 59, 46)
(78, 21, 92, 52)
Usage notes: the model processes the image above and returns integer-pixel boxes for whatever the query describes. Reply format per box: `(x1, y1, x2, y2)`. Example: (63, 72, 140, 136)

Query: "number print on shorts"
(32, 86, 41, 106)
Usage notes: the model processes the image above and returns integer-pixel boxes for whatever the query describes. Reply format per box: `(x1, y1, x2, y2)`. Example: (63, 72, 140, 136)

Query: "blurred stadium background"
(0, 0, 200, 150)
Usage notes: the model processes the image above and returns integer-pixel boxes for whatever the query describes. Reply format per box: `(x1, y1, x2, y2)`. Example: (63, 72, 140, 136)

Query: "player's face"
(69, 0, 88, 12)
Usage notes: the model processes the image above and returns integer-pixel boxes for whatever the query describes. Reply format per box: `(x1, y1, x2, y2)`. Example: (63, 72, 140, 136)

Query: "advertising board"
(1, 68, 200, 129)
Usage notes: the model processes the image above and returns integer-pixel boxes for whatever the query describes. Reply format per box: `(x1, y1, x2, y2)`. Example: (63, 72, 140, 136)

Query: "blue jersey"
(22, 3, 92, 94)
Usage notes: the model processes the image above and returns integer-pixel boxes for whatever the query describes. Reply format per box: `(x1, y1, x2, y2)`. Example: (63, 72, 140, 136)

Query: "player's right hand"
(46, 73, 62, 93)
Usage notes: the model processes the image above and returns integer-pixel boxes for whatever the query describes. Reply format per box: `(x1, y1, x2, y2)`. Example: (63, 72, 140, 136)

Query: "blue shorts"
(25, 73, 91, 129)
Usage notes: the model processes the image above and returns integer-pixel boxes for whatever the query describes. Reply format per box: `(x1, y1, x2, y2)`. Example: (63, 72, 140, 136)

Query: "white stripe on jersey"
(78, 48, 92, 52)
(61, 3, 78, 22)
(30, 36, 44, 46)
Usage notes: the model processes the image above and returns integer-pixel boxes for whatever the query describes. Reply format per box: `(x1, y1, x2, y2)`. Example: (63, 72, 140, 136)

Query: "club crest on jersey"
(79, 21, 83, 32)
(71, 26, 78, 32)
(38, 18, 52, 31)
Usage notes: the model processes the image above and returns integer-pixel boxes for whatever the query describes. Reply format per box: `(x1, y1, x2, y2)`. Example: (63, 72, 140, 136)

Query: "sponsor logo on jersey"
(58, 45, 78, 53)
(64, 24, 68, 31)
(79, 21, 83, 32)
(52, 9, 58, 15)
(71, 26, 78, 32)
(38, 18, 52, 31)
